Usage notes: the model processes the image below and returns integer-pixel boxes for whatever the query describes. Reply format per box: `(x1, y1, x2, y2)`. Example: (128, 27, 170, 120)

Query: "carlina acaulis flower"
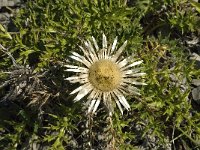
(65, 33, 146, 116)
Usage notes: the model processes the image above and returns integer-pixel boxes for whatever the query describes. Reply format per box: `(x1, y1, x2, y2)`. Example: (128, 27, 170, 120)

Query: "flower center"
(88, 59, 122, 91)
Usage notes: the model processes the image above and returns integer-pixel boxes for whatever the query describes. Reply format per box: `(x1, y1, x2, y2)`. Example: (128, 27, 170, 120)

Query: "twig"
(0, 44, 19, 68)
(0, 80, 11, 89)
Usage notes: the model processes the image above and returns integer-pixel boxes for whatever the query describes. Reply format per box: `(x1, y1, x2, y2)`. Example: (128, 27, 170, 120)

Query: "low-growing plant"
(0, 0, 200, 149)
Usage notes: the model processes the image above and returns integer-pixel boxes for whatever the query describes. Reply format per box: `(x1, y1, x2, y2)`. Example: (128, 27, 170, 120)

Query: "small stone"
(192, 86, 200, 102)
(192, 79, 200, 86)
(190, 53, 200, 69)
(0, 0, 21, 7)
(190, 53, 200, 61)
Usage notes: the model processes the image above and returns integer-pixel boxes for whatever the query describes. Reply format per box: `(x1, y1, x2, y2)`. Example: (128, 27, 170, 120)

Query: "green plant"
(0, 0, 200, 149)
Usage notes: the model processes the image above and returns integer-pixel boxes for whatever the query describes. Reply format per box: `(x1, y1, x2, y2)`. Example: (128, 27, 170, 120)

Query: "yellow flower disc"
(88, 59, 122, 91)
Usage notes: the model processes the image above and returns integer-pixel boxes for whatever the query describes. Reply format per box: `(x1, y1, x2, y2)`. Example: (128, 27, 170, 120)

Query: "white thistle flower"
(65, 34, 146, 115)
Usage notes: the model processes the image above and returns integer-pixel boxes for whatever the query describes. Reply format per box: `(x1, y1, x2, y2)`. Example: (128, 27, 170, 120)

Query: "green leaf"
(190, 0, 200, 13)
(20, 49, 36, 56)
(0, 24, 12, 39)
(0, 24, 6, 32)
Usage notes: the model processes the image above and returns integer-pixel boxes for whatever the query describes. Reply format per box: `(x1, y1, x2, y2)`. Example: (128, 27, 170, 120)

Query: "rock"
(0, 0, 21, 7)
(190, 53, 200, 69)
(0, 0, 24, 31)
(190, 53, 200, 61)
(0, 12, 11, 28)
(192, 86, 200, 104)
(192, 79, 200, 86)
